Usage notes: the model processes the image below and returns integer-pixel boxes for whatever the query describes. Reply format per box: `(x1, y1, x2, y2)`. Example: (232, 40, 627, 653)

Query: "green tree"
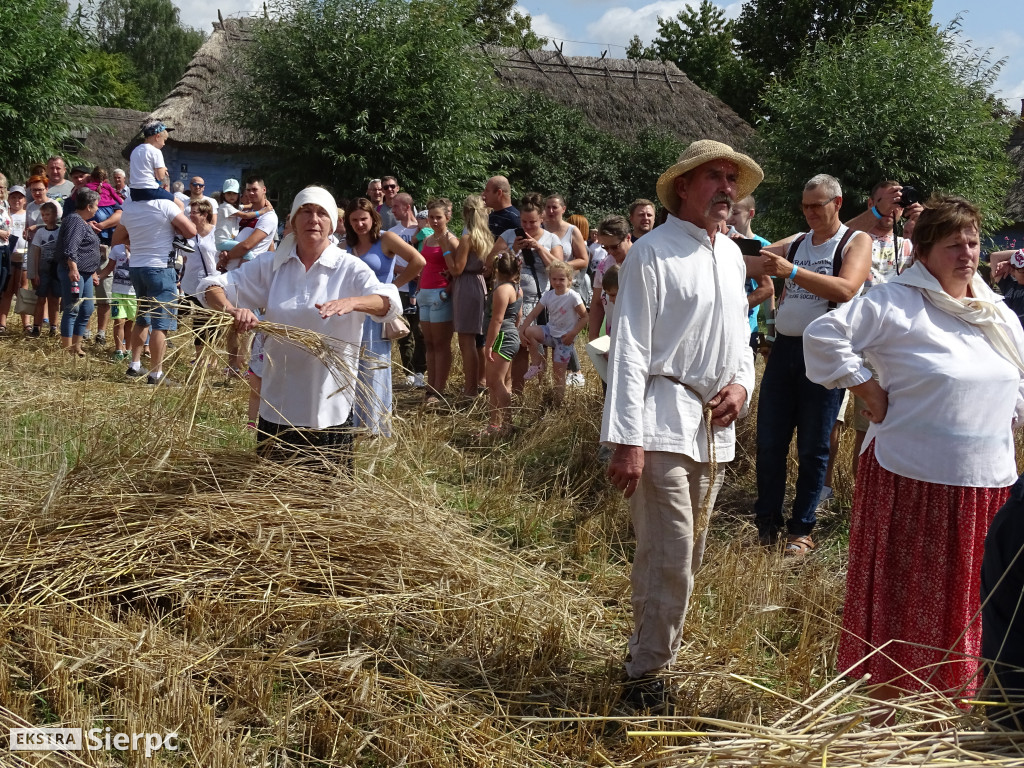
(233, 0, 508, 201)
(628, 1, 760, 118)
(0, 0, 91, 173)
(469, 0, 546, 48)
(754, 20, 1014, 235)
(85, 0, 206, 107)
(80, 49, 149, 111)
(735, 0, 933, 81)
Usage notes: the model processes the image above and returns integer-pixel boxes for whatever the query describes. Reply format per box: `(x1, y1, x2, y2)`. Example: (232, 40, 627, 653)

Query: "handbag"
(383, 315, 410, 340)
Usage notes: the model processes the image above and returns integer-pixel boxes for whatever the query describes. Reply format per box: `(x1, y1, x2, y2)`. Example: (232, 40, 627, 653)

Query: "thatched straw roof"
(67, 106, 149, 172)
(147, 17, 258, 150)
(147, 18, 752, 152)
(486, 46, 753, 148)
(1006, 121, 1024, 223)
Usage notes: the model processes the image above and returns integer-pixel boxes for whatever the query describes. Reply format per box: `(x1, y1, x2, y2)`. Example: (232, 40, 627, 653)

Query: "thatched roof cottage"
(66, 106, 149, 175)
(135, 17, 753, 195)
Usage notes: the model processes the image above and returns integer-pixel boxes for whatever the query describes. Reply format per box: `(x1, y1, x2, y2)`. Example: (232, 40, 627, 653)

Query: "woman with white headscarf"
(804, 195, 1024, 706)
(200, 186, 400, 470)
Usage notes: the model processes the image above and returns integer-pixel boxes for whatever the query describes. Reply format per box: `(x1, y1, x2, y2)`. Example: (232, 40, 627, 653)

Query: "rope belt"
(664, 376, 717, 536)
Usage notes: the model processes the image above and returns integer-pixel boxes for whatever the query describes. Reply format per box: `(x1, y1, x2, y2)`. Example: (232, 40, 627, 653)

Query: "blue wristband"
(789, 264, 798, 280)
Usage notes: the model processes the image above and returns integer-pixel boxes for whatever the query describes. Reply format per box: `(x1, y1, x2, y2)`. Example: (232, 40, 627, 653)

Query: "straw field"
(1, 314, 1022, 767)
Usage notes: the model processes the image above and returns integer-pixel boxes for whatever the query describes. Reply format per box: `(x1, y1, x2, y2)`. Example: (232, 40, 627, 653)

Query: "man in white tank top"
(752, 174, 871, 557)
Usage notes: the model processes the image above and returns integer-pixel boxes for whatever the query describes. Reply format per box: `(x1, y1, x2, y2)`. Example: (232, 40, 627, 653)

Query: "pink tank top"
(420, 243, 449, 290)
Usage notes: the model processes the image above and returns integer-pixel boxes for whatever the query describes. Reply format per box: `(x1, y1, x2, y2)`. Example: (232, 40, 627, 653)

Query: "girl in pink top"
(417, 198, 458, 404)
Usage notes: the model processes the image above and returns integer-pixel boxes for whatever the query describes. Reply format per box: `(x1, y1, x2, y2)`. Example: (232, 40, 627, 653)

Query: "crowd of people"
(2, 124, 1024, 722)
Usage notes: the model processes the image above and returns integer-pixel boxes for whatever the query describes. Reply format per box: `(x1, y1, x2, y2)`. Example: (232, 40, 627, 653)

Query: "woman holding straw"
(804, 196, 1024, 703)
(200, 186, 400, 470)
(343, 197, 424, 435)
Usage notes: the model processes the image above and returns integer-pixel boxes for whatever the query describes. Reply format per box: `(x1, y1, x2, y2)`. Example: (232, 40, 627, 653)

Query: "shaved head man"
(483, 175, 519, 238)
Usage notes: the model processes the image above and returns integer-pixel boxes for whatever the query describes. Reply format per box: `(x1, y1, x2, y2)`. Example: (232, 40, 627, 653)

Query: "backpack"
(786, 228, 857, 310)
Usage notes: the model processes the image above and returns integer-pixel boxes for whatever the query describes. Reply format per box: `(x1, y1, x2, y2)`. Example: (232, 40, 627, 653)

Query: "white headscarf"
(273, 186, 339, 270)
(892, 260, 1024, 374)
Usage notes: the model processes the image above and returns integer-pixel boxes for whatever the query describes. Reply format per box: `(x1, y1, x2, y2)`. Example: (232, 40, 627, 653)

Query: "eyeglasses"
(382, 184, 397, 190)
(801, 197, 836, 213)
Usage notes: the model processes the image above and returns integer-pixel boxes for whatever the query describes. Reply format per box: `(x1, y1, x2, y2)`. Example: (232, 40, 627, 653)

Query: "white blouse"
(803, 282, 1024, 487)
(198, 243, 400, 429)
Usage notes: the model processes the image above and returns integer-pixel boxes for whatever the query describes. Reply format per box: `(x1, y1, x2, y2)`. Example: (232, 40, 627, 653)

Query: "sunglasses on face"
(383, 184, 397, 190)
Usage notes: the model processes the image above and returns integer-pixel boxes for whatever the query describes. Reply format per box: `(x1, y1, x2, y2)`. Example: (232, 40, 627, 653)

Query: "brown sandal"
(784, 534, 815, 557)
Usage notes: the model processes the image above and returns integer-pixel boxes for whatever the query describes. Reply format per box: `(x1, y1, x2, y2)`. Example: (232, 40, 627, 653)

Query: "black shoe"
(621, 674, 671, 713)
(125, 366, 149, 378)
(172, 236, 195, 253)
(147, 371, 179, 387)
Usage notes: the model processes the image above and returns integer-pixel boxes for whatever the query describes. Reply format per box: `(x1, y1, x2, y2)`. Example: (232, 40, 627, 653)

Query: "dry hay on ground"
(0, 319, 1021, 766)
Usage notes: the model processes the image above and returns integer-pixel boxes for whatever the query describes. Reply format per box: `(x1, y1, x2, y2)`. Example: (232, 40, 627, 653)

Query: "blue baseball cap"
(141, 120, 171, 137)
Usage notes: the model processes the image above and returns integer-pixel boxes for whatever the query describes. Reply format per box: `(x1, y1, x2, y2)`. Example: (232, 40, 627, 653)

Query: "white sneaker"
(413, 373, 425, 388)
(403, 374, 416, 387)
(567, 372, 585, 387)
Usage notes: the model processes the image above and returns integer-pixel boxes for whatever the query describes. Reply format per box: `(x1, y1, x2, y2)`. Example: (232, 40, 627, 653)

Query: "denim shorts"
(417, 287, 452, 323)
(130, 266, 179, 330)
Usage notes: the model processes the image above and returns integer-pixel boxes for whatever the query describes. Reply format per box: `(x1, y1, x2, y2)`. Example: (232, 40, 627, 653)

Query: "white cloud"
(173, 0, 263, 32)
(582, 1, 735, 55)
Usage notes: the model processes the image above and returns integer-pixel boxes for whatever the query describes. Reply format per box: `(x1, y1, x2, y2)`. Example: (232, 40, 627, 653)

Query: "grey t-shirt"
(499, 228, 561, 308)
(776, 224, 854, 336)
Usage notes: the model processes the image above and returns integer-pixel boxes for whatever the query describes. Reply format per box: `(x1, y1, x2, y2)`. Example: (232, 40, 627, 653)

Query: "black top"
(998, 277, 1024, 328)
(56, 212, 101, 273)
(488, 205, 520, 239)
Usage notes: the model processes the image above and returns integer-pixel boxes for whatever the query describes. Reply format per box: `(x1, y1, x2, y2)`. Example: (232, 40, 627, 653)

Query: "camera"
(896, 185, 921, 208)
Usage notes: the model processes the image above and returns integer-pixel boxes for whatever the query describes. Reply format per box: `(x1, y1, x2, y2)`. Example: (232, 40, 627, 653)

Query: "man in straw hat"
(601, 139, 762, 710)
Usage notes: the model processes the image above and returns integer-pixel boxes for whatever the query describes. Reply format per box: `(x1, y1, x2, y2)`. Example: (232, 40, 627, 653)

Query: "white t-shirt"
(10, 211, 27, 258)
(235, 210, 278, 261)
(388, 223, 418, 293)
(538, 288, 584, 338)
(129, 143, 165, 189)
(119, 198, 181, 268)
(108, 244, 135, 296)
(499, 228, 561, 306)
(215, 203, 241, 243)
(180, 231, 219, 296)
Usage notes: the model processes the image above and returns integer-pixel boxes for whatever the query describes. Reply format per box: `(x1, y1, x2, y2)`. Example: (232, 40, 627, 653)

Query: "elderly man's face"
(675, 160, 738, 231)
(113, 171, 126, 189)
(367, 181, 383, 204)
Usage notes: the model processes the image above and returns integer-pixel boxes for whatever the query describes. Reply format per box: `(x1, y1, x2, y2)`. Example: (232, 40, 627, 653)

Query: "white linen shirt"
(600, 215, 755, 462)
(198, 243, 401, 429)
(803, 282, 1024, 487)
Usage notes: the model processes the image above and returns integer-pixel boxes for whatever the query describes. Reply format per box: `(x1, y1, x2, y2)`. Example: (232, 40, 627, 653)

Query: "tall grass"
(0, 317, 1020, 766)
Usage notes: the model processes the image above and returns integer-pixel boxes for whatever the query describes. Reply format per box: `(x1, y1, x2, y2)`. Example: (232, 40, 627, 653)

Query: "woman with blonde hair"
(451, 194, 493, 399)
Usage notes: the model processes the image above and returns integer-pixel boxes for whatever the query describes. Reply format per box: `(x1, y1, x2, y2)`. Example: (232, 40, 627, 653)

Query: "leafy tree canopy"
(0, 0, 91, 173)
(82, 0, 206, 107)
(234, 0, 509, 201)
(469, 0, 546, 49)
(735, 0, 933, 82)
(627, 0, 759, 119)
(754, 19, 1014, 235)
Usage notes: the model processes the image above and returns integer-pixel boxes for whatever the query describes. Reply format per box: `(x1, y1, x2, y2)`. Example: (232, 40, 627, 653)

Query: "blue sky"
(171, 0, 1022, 111)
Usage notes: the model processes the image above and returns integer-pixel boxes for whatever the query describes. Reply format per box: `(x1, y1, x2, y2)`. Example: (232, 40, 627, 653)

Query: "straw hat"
(656, 140, 763, 214)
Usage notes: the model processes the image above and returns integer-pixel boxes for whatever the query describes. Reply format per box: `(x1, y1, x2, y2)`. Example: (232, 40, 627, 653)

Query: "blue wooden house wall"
(160, 145, 249, 196)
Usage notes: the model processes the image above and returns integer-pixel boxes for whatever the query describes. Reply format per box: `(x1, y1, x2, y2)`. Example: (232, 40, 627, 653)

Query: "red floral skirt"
(838, 442, 1011, 697)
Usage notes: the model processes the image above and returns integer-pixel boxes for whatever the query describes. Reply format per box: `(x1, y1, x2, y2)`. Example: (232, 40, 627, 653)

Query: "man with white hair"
(752, 174, 871, 556)
(112, 169, 129, 200)
(602, 140, 761, 710)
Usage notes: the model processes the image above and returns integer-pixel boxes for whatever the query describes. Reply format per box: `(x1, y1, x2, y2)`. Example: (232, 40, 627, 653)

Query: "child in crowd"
(84, 167, 123, 247)
(521, 260, 588, 405)
(97, 243, 137, 361)
(483, 252, 523, 436)
(27, 202, 60, 337)
(128, 120, 192, 252)
(585, 263, 618, 382)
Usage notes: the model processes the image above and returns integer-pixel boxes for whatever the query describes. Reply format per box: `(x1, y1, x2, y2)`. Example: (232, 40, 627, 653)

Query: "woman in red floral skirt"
(803, 196, 1024, 702)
